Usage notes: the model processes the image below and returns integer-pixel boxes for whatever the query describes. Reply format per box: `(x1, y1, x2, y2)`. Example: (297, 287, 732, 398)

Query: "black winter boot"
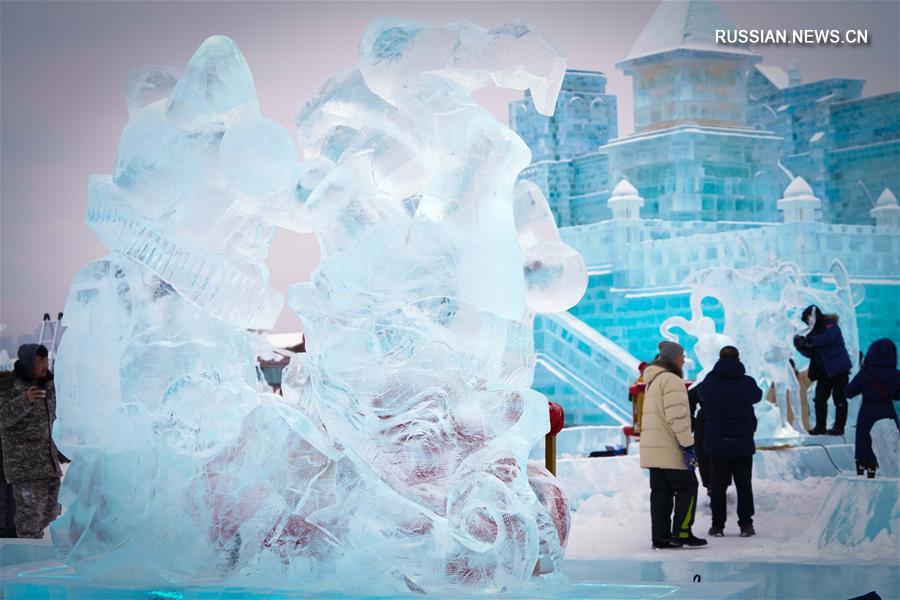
(809, 403, 827, 435)
(675, 533, 708, 547)
(867, 463, 877, 479)
(831, 403, 848, 436)
(856, 461, 865, 476)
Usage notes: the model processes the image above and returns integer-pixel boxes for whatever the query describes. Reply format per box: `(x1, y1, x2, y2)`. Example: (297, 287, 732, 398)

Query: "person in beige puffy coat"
(640, 341, 706, 549)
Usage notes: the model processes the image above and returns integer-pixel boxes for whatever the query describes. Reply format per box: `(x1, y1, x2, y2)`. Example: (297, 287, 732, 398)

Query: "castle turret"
(603, 0, 781, 222)
(608, 178, 645, 245)
(617, 0, 760, 132)
(871, 188, 900, 228)
(608, 179, 644, 220)
(777, 177, 821, 223)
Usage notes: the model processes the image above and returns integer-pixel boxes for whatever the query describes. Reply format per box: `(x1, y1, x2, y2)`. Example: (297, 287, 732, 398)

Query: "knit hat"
(658, 341, 684, 363)
(16, 344, 46, 369)
(14, 344, 49, 382)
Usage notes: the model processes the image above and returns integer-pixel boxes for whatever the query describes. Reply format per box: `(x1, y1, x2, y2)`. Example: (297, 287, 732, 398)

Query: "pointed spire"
(876, 188, 897, 207)
(621, 0, 756, 64)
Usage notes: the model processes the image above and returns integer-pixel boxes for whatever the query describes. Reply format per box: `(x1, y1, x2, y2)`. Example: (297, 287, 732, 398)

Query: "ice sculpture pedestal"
(0, 543, 761, 599)
(813, 473, 900, 556)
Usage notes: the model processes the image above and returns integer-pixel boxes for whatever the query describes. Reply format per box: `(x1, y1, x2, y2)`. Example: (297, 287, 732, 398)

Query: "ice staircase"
(533, 311, 639, 426)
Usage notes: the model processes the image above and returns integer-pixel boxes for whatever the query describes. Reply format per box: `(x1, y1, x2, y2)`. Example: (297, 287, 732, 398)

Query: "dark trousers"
(710, 456, 754, 529)
(649, 467, 698, 542)
(695, 409, 710, 489)
(11, 478, 61, 539)
(813, 373, 849, 431)
(0, 479, 15, 537)
(855, 411, 900, 465)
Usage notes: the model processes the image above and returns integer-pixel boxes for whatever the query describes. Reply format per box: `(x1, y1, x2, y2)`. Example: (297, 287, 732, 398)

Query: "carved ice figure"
(661, 310, 734, 385)
(280, 18, 581, 592)
(52, 19, 583, 595)
(661, 258, 861, 441)
(50, 35, 314, 584)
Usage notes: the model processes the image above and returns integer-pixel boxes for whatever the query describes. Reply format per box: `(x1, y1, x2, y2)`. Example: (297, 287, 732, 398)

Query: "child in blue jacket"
(848, 338, 900, 477)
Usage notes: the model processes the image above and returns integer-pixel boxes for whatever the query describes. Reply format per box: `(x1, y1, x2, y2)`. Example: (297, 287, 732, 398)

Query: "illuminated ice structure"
(661, 258, 861, 441)
(51, 18, 586, 594)
(512, 0, 900, 429)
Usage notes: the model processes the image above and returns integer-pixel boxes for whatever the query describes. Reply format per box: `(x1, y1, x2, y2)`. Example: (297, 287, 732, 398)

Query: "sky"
(2, 0, 898, 343)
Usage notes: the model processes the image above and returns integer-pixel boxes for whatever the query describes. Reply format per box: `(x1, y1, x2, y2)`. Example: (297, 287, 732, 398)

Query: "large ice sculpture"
(282, 18, 580, 591)
(51, 19, 584, 594)
(661, 257, 860, 440)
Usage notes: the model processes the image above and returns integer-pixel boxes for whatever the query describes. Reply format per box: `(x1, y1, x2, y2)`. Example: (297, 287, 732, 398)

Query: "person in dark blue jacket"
(695, 346, 762, 538)
(793, 305, 853, 435)
(848, 339, 900, 477)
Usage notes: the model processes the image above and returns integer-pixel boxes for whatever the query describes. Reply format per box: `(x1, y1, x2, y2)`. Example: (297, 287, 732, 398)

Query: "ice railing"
(534, 312, 637, 426)
(562, 219, 900, 289)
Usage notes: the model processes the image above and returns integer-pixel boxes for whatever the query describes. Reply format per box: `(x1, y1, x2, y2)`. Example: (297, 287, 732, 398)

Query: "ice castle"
(511, 0, 900, 425)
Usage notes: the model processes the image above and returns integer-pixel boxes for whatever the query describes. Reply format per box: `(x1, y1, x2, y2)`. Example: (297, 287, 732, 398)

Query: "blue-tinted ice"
(661, 257, 861, 442)
(51, 20, 587, 594)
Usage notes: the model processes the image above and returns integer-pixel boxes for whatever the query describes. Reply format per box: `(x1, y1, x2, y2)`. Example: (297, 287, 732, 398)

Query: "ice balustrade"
(533, 312, 637, 426)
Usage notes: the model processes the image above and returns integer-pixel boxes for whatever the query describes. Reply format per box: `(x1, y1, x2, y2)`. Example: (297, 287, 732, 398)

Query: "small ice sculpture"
(52, 19, 584, 594)
(661, 313, 734, 385)
(661, 257, 860, 441)
(871, 419, 900, 477)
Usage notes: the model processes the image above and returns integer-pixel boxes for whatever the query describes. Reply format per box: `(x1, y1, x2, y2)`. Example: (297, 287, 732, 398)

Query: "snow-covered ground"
(552, 446, 898, 564)
(567, 466, 834, 560)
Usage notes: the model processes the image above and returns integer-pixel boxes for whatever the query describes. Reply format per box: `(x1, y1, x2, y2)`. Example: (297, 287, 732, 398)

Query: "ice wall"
(52, 19, 586, 594)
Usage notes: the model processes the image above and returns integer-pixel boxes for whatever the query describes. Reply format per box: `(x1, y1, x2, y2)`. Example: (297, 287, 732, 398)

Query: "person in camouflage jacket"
(0, 370, 16, 537)
(0, 344, 62, 538)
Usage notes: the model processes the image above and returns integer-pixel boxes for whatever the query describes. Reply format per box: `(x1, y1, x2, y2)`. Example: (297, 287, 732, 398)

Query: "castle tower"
(510, 69, 618, 162)
(604, 0, 781, 222)
(619, 0, 758, 133)
(777, 176, 821, 223)
(871, 188, 900, 228)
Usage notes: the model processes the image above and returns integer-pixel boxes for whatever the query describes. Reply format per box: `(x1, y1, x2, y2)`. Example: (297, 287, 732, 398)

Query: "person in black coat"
(794, 305, 853, 435)
(848, 339, 900, 477)
(688, 386, 711, 494)
(694, 346, 762, 537)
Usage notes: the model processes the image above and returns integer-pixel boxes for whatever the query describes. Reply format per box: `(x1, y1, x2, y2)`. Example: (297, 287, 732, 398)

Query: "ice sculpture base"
(1, 543, 756, 599)
(813, 473, 900, 556)
(567, 557, 898, 600)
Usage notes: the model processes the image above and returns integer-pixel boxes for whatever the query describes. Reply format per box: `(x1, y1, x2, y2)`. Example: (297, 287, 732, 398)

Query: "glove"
(682, 446, 698, 470)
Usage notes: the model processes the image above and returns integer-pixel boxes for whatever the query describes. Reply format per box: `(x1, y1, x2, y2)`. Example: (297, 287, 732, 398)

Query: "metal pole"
(545, 433, 557, 476)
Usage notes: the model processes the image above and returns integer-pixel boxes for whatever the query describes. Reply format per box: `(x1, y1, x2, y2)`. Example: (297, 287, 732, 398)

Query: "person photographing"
(0, 344, 62, 538)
